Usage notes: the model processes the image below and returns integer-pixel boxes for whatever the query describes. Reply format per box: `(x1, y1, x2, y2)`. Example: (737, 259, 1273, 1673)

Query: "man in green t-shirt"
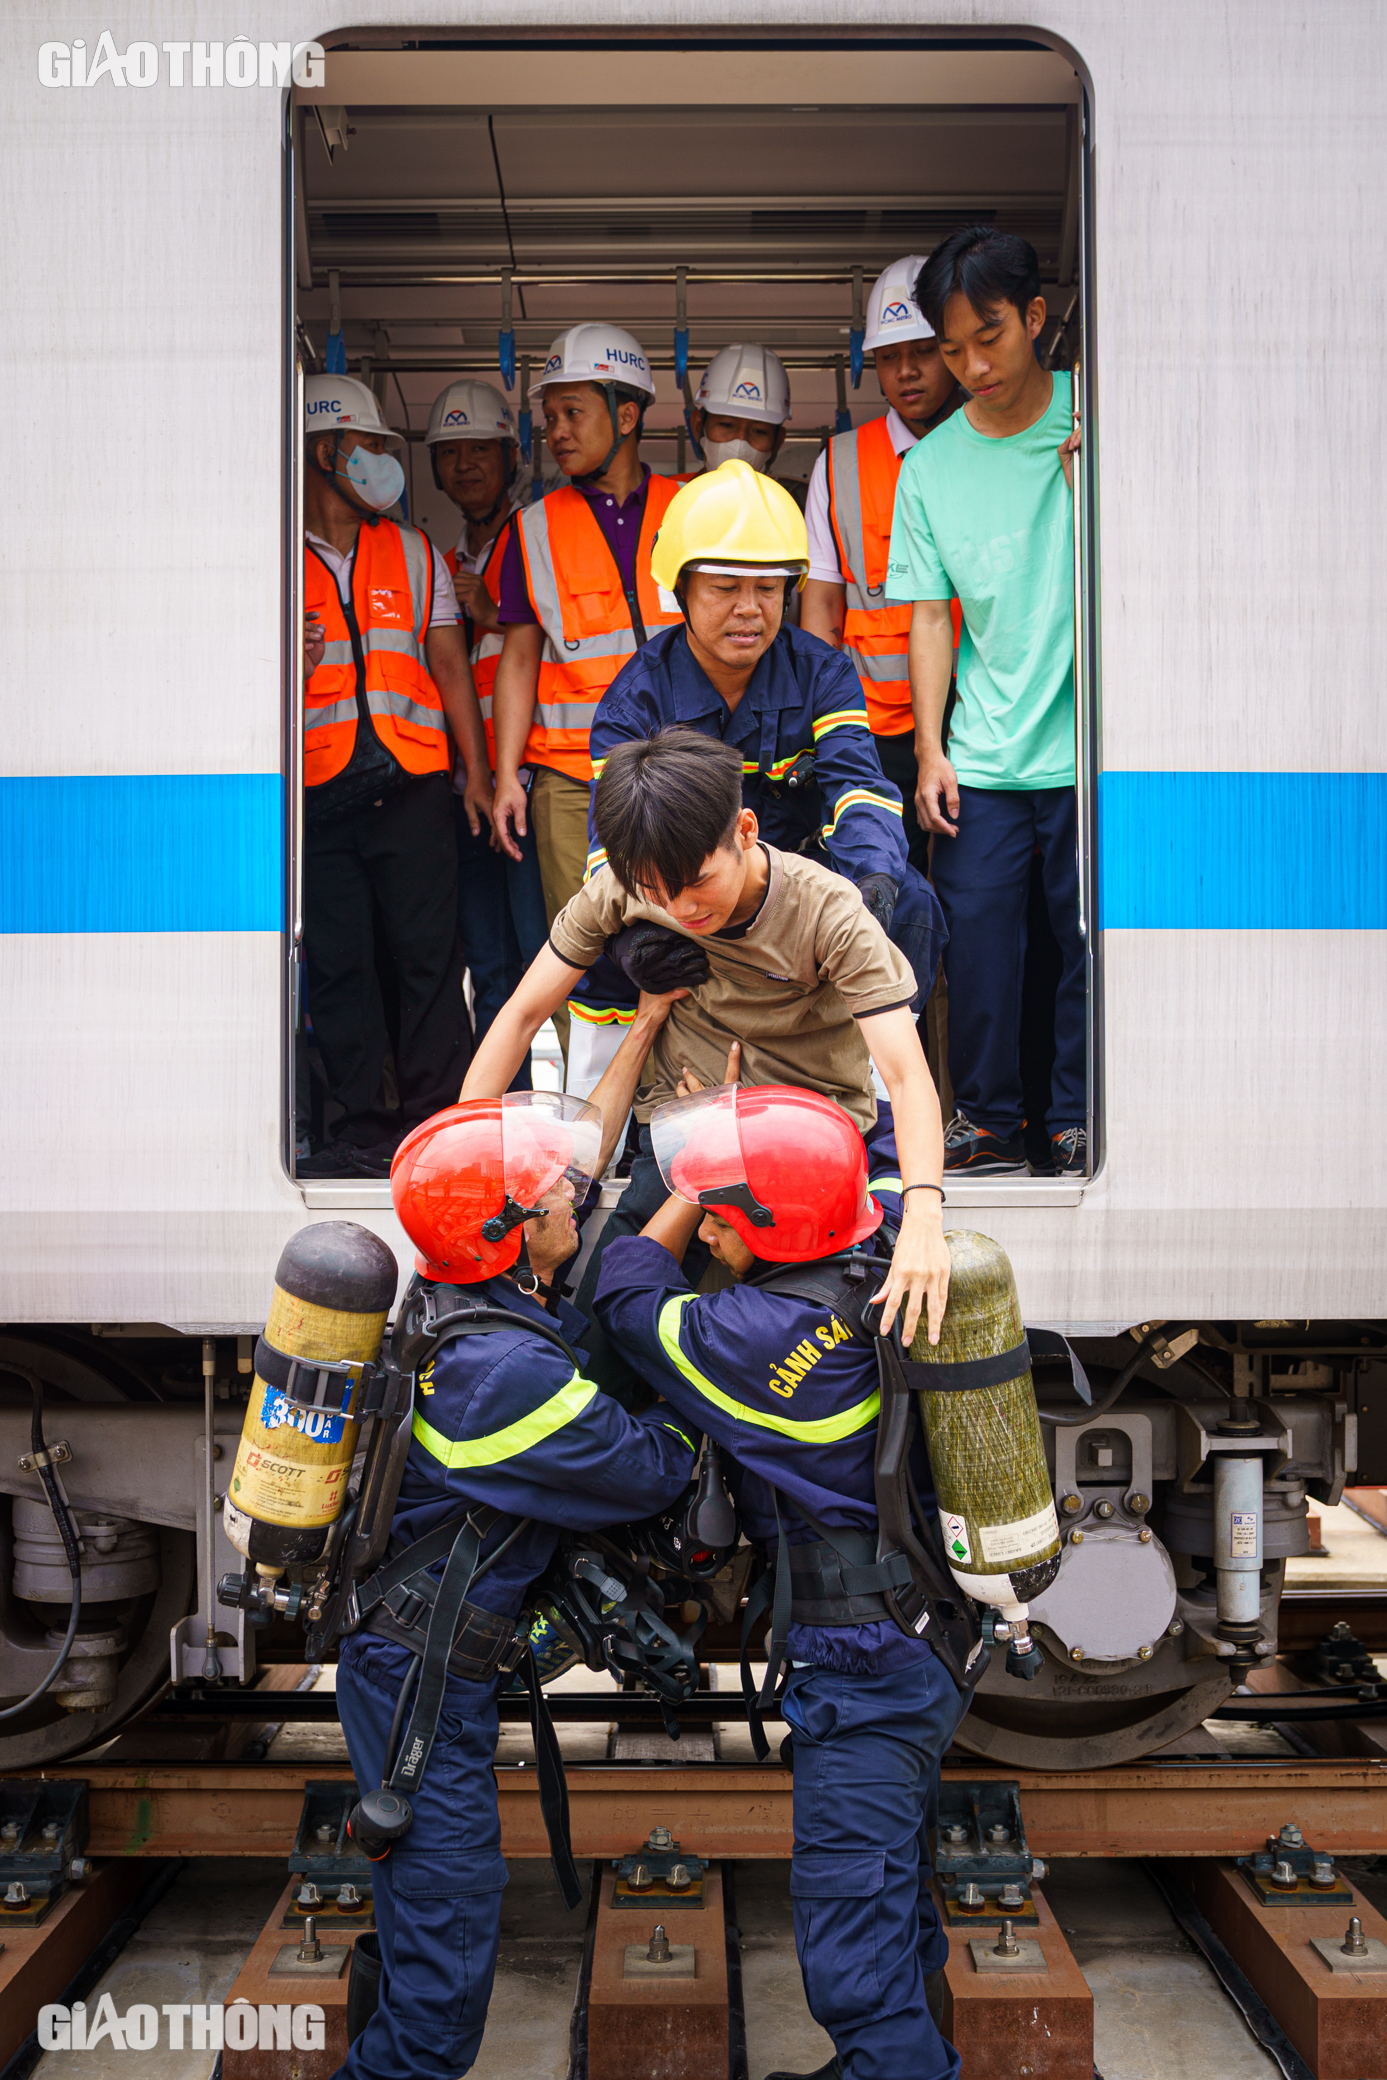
(886, 227, 1086, 1177)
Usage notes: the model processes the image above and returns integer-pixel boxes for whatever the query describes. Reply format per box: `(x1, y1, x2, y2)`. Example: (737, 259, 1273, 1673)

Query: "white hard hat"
(529, 323, 657, 407)
(425, 380, 518, 446)
(694, 344, 791, 427)
(863, 255, 935, 354)
(303, 373, 403, 445)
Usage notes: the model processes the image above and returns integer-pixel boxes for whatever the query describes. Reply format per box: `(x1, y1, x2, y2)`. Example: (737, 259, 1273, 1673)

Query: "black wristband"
(901, 1182, 946, 1203)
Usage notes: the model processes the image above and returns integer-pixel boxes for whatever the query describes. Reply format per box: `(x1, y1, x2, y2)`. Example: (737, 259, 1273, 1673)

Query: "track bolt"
(668, 1862, 691, 1891)
(958, 1882, 985, 1910)
(297, 1915, 323, 1965)
(647, 1924, 672, 1964)
(1138, 1645, 1155, 1660)
(5, 1883, 29, 1906)
(647, 1826, 673, 1852)
(942, 1823, 968, 1845)
(628, 1861, 653, 1891)
(1060, 1493, 1083, 1516)
(1070, 1647, 1085, 1663)
(1271, 1858, 1299, 1889)
(993, 1919, 1021, 1958)
(1342, 1917, 1370, 1957)
(1000, 1883, 1025, 1909)
(1278, 1824, 1304, 1848)
(987, 1823, 1009, 1844)
(337, 1884, 362, 1908)
(297, 1883, 322, 1909)
(41, 1822, 60, 1842)
(1311, 1859, 1337, 1889)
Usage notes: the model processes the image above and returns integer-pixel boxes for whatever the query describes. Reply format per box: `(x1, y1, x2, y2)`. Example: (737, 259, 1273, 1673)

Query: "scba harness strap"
(345, 1280, 586, 1909)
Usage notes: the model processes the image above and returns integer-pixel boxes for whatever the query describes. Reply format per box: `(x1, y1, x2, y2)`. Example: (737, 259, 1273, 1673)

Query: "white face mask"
(702, 437, 771, 473)
(337, 444, 406, 512)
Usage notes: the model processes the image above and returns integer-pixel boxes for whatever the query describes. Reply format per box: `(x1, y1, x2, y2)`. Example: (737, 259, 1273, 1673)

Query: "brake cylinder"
(909, 1230, 1061, 1648)
(223, 1223, 398, 1573)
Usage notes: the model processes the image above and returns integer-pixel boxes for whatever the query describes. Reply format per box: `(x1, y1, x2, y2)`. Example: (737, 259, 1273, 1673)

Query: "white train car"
(1, 5, 1382, 1769)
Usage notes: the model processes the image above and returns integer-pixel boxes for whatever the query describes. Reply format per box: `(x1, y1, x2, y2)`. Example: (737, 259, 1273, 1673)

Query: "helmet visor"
(501, 1091, 603, 1211)
(650, 1084, 775, 1232)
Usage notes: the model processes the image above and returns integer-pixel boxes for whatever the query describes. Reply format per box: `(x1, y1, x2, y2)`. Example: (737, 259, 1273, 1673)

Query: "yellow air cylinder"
(909, 1230, 1060, 1617)
(223, 1223, 398, 1572)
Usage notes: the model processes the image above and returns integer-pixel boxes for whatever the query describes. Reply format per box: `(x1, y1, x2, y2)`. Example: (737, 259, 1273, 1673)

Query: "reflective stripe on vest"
(304, 521, 449, 786)
(447, 520, 511, 765)
(516, 478, 684, 782)
(411, 1368, 598, 1469)
(827, 422, 963, 736)
(656, 1294, 881, 1443)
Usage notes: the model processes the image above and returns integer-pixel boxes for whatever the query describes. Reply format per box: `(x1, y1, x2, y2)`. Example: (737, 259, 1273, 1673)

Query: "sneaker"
(943, 1111, 1027, 1174)
(1049, 1126, 1088, 1176)
(296, 1139, 393, 1179)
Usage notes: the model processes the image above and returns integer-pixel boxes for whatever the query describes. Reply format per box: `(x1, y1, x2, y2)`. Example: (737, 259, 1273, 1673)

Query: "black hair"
(916, 228, 1043, 338)
(594, 730, 743, 899)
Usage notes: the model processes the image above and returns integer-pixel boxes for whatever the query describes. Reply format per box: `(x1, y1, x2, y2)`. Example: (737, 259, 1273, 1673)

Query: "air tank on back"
(222, 1223, 398, 1585)
(909, 1230, 1060, 1675)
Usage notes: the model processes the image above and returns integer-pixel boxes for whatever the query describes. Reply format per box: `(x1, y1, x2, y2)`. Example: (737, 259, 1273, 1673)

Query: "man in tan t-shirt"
(462, 731, 950, 1397)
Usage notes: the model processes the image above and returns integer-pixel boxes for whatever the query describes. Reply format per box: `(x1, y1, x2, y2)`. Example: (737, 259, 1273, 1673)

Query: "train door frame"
(277, 27, 1101, 1188)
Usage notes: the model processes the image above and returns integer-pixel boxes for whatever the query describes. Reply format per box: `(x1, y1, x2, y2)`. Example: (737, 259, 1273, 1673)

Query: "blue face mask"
(337, 443, 406, 512)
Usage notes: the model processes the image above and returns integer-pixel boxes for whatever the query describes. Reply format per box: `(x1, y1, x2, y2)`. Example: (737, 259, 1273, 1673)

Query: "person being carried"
(563, 462, 946, 1107)
(594, 1082, 961, 2080)
(460, 728, 950, 1393)
(337, 997, 700, 2080)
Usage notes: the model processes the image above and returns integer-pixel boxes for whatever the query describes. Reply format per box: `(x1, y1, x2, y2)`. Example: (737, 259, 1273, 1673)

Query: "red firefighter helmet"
(650, 1083, 882, 1264)
(390, 1093, 603, 1283)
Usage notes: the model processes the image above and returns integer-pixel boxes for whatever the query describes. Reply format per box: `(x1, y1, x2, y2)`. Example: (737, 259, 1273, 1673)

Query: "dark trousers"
(303, 773, 465, 1149)
(929, 784, 1085, 1136)
(337, 1635, 506, 2080)
(873, 730, 953, 1115)
(453, 798, 548, 1093)
(784, 1655, 963, 2080)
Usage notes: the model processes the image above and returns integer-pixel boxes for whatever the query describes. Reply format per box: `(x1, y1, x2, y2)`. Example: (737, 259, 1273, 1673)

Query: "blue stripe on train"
(0, 773, 283, 933)
(1098, 770, 1387, 930)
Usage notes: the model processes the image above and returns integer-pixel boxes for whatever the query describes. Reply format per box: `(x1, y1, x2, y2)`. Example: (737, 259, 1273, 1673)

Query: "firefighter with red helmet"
(335, 1006, 699, 2080)
(594, 1082, 960, 2080)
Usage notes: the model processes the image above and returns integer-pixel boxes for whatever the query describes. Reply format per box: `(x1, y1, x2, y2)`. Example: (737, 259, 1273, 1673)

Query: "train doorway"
(287, 34, 1096, 1199)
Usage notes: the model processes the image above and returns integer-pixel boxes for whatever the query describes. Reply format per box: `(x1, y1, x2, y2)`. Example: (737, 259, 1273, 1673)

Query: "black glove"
(606, 921, 711, 993)
(856, 873, 899, 933)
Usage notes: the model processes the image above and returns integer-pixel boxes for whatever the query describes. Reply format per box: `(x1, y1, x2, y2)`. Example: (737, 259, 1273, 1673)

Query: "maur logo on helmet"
(544, 353, 563, 375)
(882, 300, 913, 325)
(732, 379, 763, 400)
(443, 407, 470, 426)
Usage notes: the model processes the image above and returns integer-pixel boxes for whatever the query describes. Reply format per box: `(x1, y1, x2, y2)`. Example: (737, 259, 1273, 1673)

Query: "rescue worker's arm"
(858, 1004, 949, 1346)
(800, 579, 846, 648)
(460, 943, 585, 1098)
(418, 1333, 700, 1529)
(585, 990, 686, 1176)
(490, 623, 544, 862)
(908, 599, 958, 838)
(808, 653, 909, 887)
(425, 622, 494, 837)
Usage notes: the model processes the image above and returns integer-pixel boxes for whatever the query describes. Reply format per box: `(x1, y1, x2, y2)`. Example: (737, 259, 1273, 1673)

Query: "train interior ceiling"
(294, 44, 1083, 525)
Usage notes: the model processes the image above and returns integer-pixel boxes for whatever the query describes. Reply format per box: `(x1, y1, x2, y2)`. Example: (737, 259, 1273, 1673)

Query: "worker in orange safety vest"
(299, 373, 489, 1177)
(486, 324, 684, 1054)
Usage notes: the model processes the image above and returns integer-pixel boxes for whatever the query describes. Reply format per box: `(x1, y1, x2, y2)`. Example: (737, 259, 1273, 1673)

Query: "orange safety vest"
(515, 476, 684, 781)
(445, 520, 511, 768)
(304, 521, 449, 786)
(826, 416, 961, 737)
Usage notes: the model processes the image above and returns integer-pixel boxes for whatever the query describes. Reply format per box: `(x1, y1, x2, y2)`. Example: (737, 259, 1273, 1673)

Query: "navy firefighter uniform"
(593, 1146, 962, 2080)
(335, 1271, 697, 2080)
(566, 620, 946, 1061)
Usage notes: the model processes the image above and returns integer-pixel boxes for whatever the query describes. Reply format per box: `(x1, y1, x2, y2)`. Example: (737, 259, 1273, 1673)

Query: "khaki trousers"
(529, 764, 593, 1063)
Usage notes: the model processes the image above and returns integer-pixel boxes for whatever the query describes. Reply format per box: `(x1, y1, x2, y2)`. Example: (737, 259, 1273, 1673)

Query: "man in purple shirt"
(486, 324, 684, 1056)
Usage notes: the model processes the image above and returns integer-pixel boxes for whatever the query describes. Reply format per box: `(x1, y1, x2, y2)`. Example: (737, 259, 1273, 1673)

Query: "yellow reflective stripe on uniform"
(568, 1000, 636, 1027)
(821, 788, 905, 839)
(742, 758, 760, 774)
(411, 1371, 598, 1469)
(656, 1294, 880, 1443)
(591, 756, 609, 778)
(813, 709, 869, 740)
(870, 1175, 904, 1199)
(662, 1420, 695, 1453)
(764, 751, 799, 780)
(584, 846, 608, 881)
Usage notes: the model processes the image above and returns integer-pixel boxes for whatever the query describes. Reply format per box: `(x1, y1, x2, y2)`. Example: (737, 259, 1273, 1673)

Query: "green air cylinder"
(223, 1222, 398, 1572)
(909, 1229, 1060, 1617)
